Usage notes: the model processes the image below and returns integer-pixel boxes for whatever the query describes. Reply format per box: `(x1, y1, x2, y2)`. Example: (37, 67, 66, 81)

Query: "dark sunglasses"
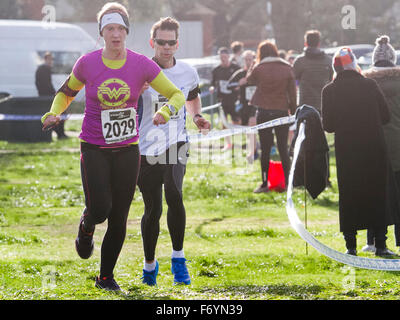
(154, 39, 177, 46)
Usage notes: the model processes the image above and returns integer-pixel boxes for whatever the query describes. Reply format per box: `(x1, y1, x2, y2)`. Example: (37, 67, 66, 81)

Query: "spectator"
(230, 41, 244, 67)
(293, 30, 333, 186)
(210, 47, 241, 151)
(322, 47, 398, 257)
(228, 50, 258, 163)
(293, 30, 333, 111)
(286, 50, 299, 66)
(278, 49, 287, 60)
(247, 40, 297, 193)
(363, 35, 400, 255)
(35, 52, 68, 139)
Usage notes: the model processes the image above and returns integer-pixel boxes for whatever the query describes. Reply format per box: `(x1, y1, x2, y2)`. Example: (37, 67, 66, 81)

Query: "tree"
(169, 0, 263, 49)
(0, 0, 22, 19)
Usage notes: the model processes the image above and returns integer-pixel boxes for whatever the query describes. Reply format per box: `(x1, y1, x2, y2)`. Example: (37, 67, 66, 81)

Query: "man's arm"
(185, 92, 211, 134)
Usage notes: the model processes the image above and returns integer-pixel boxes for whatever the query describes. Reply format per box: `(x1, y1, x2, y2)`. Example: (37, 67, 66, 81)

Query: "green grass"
(1, 122, 400, 301)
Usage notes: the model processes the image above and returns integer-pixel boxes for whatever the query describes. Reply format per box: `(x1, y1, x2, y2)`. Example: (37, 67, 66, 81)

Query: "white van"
(0, 19, 98, 99)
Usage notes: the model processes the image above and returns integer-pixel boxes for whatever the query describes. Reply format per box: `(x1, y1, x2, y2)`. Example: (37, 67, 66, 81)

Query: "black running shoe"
(95, 275, 121, 292)
(75, 216, 94, 259)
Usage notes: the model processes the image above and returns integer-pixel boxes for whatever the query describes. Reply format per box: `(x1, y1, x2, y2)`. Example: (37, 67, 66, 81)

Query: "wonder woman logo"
(97, 78, 131, 108)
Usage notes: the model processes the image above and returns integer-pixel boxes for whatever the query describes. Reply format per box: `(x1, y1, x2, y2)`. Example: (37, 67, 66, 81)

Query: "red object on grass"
(268, 161, 286, 192)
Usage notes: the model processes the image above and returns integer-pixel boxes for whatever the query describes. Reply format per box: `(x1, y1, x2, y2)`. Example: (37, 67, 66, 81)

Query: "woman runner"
(41, 2, 185, 291)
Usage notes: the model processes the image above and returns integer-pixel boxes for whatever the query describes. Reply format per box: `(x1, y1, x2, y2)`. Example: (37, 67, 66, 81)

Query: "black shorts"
(240, 103, 257, 125)
(221, 102, 240, 122)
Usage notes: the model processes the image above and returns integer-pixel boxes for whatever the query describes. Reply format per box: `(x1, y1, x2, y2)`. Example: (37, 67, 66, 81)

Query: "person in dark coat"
(35, 52, 68, 139)
(363, 35, 400, 254)
(322, 47, 398, 257)
(293, 30, 333, 112)
(293, 30, 334, 186)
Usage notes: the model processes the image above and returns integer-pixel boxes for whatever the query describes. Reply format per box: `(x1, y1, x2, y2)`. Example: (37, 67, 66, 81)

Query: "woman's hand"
(42, 115, 61, 131)
(152, 113, 167, 126)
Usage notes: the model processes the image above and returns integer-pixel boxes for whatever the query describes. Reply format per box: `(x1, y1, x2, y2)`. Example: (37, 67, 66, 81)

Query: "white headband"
(100, 12, 128, 32)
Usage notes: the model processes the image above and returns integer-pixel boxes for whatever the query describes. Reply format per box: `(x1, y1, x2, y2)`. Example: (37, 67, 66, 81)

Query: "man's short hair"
(231, 41, 244, 54)
(305, 30, 321, 47)
(44, 52, 53, 60)
(151, 17, 180, 39)
(218, 47, 230, 55)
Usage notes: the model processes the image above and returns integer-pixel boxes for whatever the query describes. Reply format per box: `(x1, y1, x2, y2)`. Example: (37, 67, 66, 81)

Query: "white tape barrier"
(0, 111, 295, 144)
(188, 115, 295, 143)
(201, 103, 222, 113)
(286, 122, 400, 271)
(0, 114, 83, 121)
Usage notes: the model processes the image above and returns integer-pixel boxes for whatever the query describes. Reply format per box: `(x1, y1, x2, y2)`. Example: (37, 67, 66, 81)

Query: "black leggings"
(80, 142, 140, 278)
(257, 109, 291, 186)
(137, 144, 187, 262)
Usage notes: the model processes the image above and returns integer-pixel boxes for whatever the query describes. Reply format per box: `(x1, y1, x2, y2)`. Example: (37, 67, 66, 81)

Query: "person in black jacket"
(294, 30, 334, 187)
(227, 50, 258, 162)
(293, 30, 333, 112)
(210, 47, 240, 151)
(322, 47, 399, 257)
(35, 52, 68, 139)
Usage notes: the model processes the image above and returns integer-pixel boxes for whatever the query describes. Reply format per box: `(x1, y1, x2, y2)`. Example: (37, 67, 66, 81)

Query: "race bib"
(245, 86, 256, 101)
(152, 94, 168, 114)
(151, 94, 180, 120)
(219, 80, 232, 94)
(101, 108, 137, 144)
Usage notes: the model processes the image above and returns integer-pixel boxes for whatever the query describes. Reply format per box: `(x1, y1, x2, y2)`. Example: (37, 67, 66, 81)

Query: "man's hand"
(238, 78, 247, 86)
(194, 115, 211, 135)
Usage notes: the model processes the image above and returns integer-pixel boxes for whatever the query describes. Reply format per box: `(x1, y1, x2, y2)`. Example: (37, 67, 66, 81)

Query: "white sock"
(144, 260, 157, 272)
(172, 249, 185, 259)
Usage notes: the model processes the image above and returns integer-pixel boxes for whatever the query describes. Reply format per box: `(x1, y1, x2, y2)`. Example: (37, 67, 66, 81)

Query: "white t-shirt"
(139, 59, 200, 156)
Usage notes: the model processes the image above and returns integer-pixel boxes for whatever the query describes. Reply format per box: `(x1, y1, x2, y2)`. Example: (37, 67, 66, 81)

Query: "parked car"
(322, 44, 374, 59)
(0, 19, 97, 100)
(179, 55, 220, 107)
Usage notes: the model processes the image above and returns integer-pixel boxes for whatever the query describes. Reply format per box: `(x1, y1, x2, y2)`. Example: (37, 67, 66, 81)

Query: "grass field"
(1, 118, 400, 301)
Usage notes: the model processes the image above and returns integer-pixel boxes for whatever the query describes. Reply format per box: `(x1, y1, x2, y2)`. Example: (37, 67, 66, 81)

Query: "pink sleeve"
(72, 55, 86, 84)
(141, 56, 161, 83)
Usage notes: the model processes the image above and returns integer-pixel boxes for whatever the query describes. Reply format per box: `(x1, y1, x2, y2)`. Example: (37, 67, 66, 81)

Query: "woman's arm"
(149, 71, 185, 124)
(41, 73, 84, 129)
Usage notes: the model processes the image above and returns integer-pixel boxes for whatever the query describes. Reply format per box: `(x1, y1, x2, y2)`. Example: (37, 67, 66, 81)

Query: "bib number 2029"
(101, 108, 137, 144)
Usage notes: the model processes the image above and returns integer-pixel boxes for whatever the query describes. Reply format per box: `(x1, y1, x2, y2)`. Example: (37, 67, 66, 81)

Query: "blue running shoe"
(141, 261, 159, 286)
(171, 258, 191, 285)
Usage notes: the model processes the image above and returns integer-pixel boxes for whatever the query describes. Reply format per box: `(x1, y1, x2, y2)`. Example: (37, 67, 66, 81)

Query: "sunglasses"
(153, 39, 177, 46)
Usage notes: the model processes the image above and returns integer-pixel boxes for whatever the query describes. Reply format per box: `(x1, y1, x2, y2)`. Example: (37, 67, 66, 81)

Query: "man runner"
(137, 17, 210, 286)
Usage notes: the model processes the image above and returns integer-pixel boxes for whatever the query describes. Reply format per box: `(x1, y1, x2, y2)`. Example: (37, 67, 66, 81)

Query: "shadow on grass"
(195, 215, 229, 240)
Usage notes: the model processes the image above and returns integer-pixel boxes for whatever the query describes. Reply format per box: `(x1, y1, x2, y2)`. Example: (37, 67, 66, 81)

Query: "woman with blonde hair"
(42, 2, 185, 291)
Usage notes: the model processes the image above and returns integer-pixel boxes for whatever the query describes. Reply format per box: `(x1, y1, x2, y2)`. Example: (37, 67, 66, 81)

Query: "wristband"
(167, 104, 176, 115)
(156, 105, 171, 122)
(193, 114, 203, 121)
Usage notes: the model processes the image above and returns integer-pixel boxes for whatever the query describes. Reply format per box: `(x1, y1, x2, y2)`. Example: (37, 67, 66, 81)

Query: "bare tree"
(0, 0, 22, 19)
